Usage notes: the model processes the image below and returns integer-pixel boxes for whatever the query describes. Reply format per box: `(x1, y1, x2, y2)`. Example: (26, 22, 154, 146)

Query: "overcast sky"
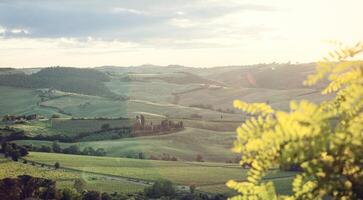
(0, 0, 362, 68)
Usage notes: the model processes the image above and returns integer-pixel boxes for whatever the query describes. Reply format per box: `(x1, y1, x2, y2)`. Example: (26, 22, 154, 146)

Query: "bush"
(189, 185, 196, 194)
(144, 180, 176, 198)
(82, 191, 101, 200)
(227, 43, 363, 199)
(149, 155, 159, 160)
(101, 123, 111, 130)
(51, 114, 61, 118)
(196, 154, 204, 162)
(138, 152, 145, 159)
(54, 162, 60, 169)
(74, 179, 86, 193)
(60, 188, 81, 200)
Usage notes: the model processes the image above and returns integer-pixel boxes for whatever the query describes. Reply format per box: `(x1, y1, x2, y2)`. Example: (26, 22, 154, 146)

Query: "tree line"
(133, 115, 184, 135)
(2, 114, 38, 122)
(0, 175, 228, 200)
(0, 142, 29, 161)
(31, 141, 106, 156)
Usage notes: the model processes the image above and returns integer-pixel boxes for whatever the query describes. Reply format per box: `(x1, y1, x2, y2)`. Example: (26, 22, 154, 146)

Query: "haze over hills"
(0, 62, 329, 119)
(0, 63, 327, 195)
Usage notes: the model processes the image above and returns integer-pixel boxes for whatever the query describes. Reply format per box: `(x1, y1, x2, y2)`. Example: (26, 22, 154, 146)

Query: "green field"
(0, 156, 145, 193)
(0, 86, 62, 117)
(25, 152, 296, 194)
(0, 84, 241, 121)
(16, 127, 238, 162)
(0, 65, 324, 197)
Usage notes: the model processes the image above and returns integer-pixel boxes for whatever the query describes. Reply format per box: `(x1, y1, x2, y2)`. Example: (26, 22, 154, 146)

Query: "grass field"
(106, 78, 201, 104)
(24, 152, 296, 195)
(0, 156, 145, 193)
(40, 94, 241, 120)
(16, 127, 238, 162)
(0, 84, 241, 121)
(0, 86, 62, 117)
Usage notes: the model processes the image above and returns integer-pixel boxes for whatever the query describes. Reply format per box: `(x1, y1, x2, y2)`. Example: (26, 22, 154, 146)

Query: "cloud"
(111, 7, 146, 15)
(0, 0, 274, 44)
(0, 25, 30, 37)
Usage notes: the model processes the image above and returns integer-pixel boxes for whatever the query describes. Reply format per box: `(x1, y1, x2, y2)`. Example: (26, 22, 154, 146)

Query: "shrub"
(82, 191, 101, 200)
(101, 123, 111, 130)
(51, 114, 61, 118)
(149, 155, 159, 160)
(54, 162, 60, 169)
(189, 184, 196, 194)
(138, 152, 145, 159)
(227, 43, 363, 199)
(60, 188, 81, 200)
(74, 179, 86, 193)
(196, 154, 204, 162)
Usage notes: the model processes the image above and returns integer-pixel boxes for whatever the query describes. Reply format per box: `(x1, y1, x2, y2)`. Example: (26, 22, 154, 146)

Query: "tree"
(51, 114, 60, 118)
(144, 180, 176, 198)
(18, 146, 28, 157)
(101, 123, 110, 130)
(0, 142, 8, 153)
(60, 188, 81, 200)
(52, 141, 62, 153)
(39, 145, 52, 152)
(83, 146, 96, 155)
(74, 179, 86, 193)
(189, 184, 196, 194)
(196, 154, 204, 162)
(0, 175, 56, 200)
(10, 150, 20, 161)
(95, 148, 106, 156)
(101, 192, 112, 200)
(63, 145, 80, 154)
(82, 191, 101, 200)
(227, 43, 363, 199)
(140, 114, 145, 128)
(54, 162, 60, 169)
(138, 152, 145, 159)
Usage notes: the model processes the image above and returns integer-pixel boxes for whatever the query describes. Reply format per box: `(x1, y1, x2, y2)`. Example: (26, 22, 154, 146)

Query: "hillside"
(16, 127, 237, 162)
(0, 156, 145, 193)
(0, 67, 114, 97)
(0, 63, 330, 119)
(24, 152, 296, 194)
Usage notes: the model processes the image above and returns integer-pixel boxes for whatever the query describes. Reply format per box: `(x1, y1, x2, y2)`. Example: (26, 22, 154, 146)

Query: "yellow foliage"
(227, 43, 363, 199)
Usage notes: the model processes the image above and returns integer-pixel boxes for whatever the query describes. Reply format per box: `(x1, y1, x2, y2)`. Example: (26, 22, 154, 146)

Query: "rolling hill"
(16, 127, 237, 162)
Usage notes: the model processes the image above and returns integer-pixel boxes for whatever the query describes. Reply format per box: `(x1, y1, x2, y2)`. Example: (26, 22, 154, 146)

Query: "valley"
(0, 63, 329, 197)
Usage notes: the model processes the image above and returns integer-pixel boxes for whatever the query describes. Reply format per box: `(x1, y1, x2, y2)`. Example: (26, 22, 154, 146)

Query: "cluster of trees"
(0, 175, 133, 200)
(0, 67, 115, 97)
(149, 153, 178, 161)
(0, 176, 227, 200)
(0, 142, 29, 161)
(31, 141, 106, 156)
(0, 126, 24, 138)
(133, 115, 184, 134)
(0, 126, 131, 143)
(144, 180, 227, 200)
(2, 114, 38, 122)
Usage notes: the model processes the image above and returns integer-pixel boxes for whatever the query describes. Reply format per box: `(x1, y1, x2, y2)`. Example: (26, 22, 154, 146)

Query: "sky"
(0, 0, 362, 68)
